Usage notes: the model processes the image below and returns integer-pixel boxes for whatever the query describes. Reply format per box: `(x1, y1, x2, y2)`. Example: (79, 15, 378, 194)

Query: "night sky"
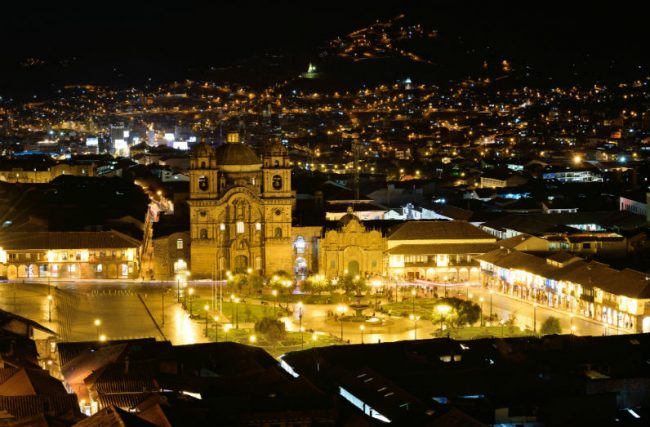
(1, 1, 648, 97)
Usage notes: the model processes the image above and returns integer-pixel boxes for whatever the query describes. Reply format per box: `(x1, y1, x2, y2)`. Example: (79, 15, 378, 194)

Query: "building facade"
(387, 221, 497, 282)
(0, 231, 140, 280)
(188, 135, 294, 278)
(319, 209, 384, 278)
(477, 248, 650, 333)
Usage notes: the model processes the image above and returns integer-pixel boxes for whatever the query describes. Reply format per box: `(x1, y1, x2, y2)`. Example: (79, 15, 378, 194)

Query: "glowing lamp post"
(272, 289, 278, 317)
(409, 314, 421, 340)
(360, 324, 365, 344)
(188, 288, 195, 316)
(47, 295, 53, 322)
(94, 319, 101, 340)
(296, 302, 304, 350)
(436, 304, 451, 333)
(213, 316, 219, 342)
(204, 304, 210, 336)
(337, 304, 348, 341)
(224, 323, 233, 341)
(479, 297, 484, 326)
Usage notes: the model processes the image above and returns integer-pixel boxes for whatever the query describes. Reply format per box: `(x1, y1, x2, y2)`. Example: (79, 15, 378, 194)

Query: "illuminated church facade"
(188, 133, 294, 278)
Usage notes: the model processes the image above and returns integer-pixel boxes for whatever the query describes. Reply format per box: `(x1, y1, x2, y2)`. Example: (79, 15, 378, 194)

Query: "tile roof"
(0, 231, 140, 251)
(73, 405, 157, 427)
(387, 243, 498, 255)
(0, 394, 79, 419)
(0, 368, 67, 397)
(388, 221, 496, 241)
(477, 249, 650, 299)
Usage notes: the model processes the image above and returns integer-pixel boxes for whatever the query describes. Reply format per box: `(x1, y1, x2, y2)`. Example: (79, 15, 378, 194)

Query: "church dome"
(215, 142, 261, 166)
(190, 140, 214, 158)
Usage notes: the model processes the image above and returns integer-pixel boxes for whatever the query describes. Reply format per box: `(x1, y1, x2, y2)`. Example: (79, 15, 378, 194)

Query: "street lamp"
(213, 316, 219, 342)
(489, 289, 494, 319)
(176, 274, 181, 302)
(47, 295, 52, 322)
(224, 323, 233, 341)
(204, 304, 209, 337)
(94, 319, 101, 339)
(337, 304, 348, 341)
(371, 279, 382, 310)
(436, 304, 451, 333)
(188, 288, 195, 316)
(161, 286, 165, 326)
(99, 334, 107, 342)
(234, 297, 241, 329)
(569, 314, 573, 332)
(411, 289, 416, 318)
(409, 314, 421, 340)
(500, 319, 505, 337)
(571, 324, 576, 334)
(296, 302, 304, 350)
(533, 303, 537, 335)
(272, 289, 278, 317)
(249, 334, 257, 344)
(360, 324, 365, 344)
(312, 333, 318, 348)
(479, 297, 484, 326)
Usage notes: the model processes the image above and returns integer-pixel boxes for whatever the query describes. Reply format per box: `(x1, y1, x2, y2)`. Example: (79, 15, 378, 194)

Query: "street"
(0, 281, 208, 345)
(0, 280, 628, 350)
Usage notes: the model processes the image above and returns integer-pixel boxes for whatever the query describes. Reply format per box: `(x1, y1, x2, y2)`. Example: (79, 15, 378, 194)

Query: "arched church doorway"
(347, 260, 360, 277)
(234, 255, 249, 274)
(294, 257, 307, 280)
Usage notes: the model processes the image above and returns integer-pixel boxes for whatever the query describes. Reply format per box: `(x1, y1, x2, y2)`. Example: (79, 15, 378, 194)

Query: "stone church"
(188, 133, 294, 279)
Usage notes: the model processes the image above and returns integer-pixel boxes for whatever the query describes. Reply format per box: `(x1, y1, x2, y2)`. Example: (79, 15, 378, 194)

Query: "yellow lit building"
(387, 221, 497, 282)
(477, 248, 650, 333)
(319, 208, 384, 278)
(0, 231, 140, 279)
(188, 134, 294, 278)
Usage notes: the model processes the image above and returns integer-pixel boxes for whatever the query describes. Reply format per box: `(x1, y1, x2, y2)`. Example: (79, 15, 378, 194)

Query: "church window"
(236, 221, 245, 234)
(219, 223, 226, 231)
(272, 175, 282, 190)
(251, 177, 256, 185)
(198, 176, 209, 191)
(201, 161, 206, 169)
(255, 222, 261, 231)
(199, 210, 207, 217)
(294, 236, 306, 254)
(274, 160, 279, 167)
(330, 260, 336, 269)
(199, 229, 208, 239)
(176, 239, 183, 249)
(274, 227, 283, 238)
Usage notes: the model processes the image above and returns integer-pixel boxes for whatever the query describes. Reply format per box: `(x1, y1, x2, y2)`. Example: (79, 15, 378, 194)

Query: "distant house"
(619, 192, 648, 218)
(479, 170, 527, 188)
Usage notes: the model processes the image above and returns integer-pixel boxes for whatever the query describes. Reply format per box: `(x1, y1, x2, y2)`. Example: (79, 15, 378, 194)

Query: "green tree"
(437, 297, 481, 328)
(303, 274, 329, 295)
(247, 273, 264, 294)
(540, 316, 562, 335)
(227, 274, 248, 294)
(255, 317, 287, 341)
(339, 274, 368, 296)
